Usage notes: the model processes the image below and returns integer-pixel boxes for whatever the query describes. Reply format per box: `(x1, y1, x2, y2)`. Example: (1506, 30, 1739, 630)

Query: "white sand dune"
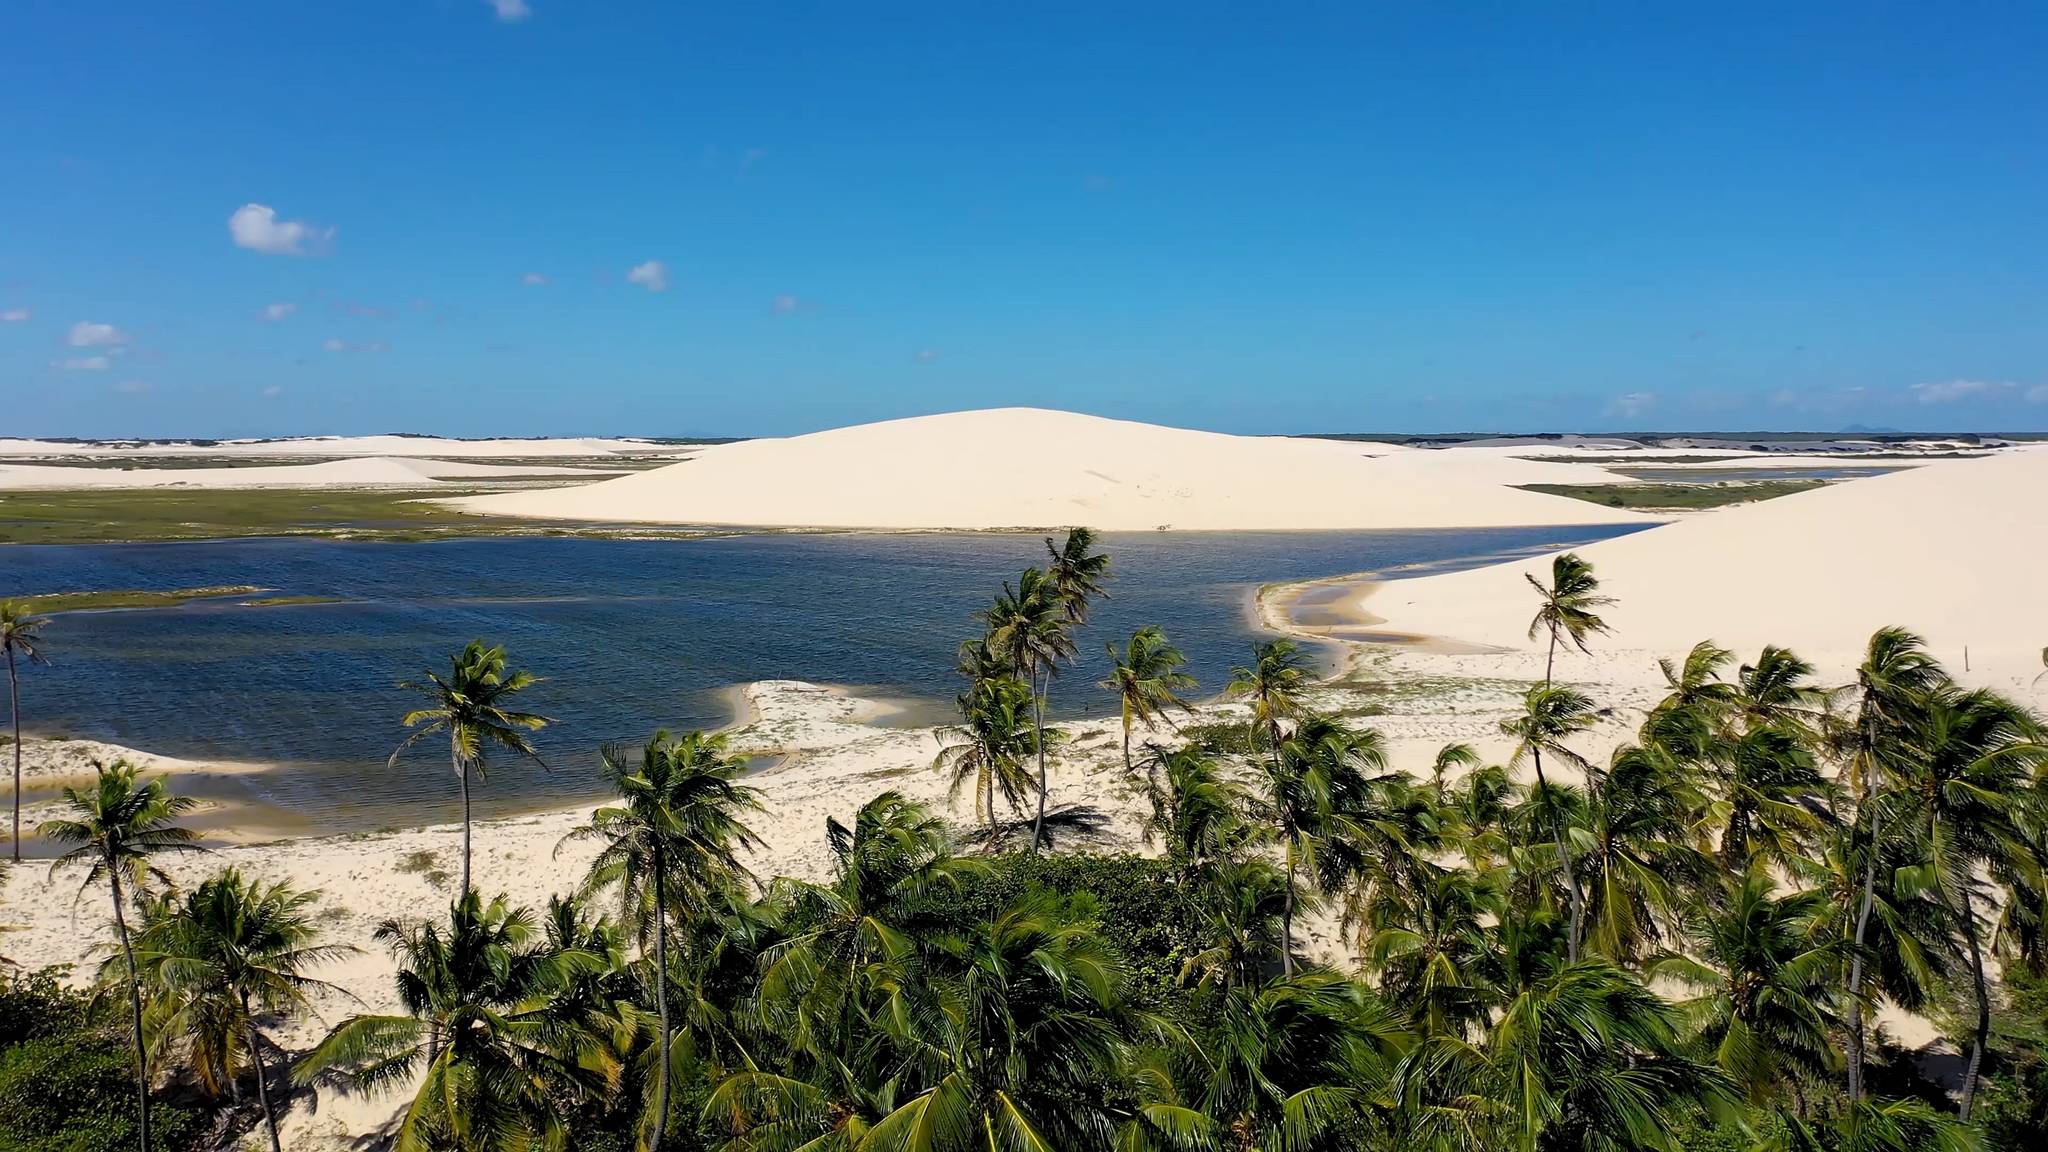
(0, 435, 686, 459)
(1358, 449, 2048, 683)
(0, 456, 611, 489)
(448, 408, 1652, 531)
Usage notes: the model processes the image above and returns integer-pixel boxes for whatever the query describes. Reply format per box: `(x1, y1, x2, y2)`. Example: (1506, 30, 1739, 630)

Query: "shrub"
(0, 970, 201, 1152)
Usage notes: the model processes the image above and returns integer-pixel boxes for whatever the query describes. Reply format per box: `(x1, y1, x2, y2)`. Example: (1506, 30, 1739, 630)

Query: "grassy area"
(0, 486, 702, 545)
(1518, 479, 1826, 510)
(237, 593, 348, 607)
(16, 585, 269, 613)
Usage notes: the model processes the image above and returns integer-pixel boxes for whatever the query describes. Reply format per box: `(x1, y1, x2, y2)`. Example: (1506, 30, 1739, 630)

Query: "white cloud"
(488, 0, 532, 21)
(54, 356, 111, 371)
(772, 294, 800, 314)
(322, 338, 346, 353)
(1605, 391, 1656, 419)
(322, 338, 387, 355)
(521, 272, 547, 286)
(114, 379, 152, 394)
(229, 203, 332, 256)
(914, 349, 941, 363)
(261, 385, 284, 398)
(626, 260, 669, 292)
(261, 302, 297, 322)
(2027, 384, 2048, 404)
(1910, 378, 2006, 404)
(68, 321, 128, 347)
(0, 309, 28, 323)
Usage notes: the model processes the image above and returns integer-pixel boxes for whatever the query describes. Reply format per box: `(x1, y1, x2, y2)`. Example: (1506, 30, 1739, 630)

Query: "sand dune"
(0, 456, 611, 489)
(448, 408, 1652, 531)
(1355, 449, 2048, 683)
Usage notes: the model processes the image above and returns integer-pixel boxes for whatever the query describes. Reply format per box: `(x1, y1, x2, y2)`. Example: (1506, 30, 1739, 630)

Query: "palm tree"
(296, 891, 619, 1151)
(1524, 552, 1613, 685)
(1, 600, 52, 862)
(1652, 868, 1843, 1103)
(933, 665, 1040, 847)
(39, 759, 202, 1152)
(1140, 744, 1252, 883)
(567, 729, 763, 1152)
(1499, 684, 1604, 962)
(1100, 626, 1196, 775)
(1044, 526, 1112, 624)
(1885, 684, 2048, 1118)
(981, 570, 1075, 854)
(1426, 741, 1480, 804)
(1359, 863, 1504, 1038)
(391, 639, 552, 897)
(1264, 714, 1377, 975)
(129, 869, 352, 1152)
(1575, 741, 1708, 965)
(1226, 638, 1316, 774)
(1833, 627, 1945, 1104)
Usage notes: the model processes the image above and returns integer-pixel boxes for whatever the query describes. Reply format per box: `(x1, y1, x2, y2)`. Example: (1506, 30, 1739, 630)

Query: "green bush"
(0, 971, 201, 1152)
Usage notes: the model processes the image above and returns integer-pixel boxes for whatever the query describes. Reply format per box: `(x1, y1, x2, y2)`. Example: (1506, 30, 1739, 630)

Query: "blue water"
(0, 528, 1640, 829)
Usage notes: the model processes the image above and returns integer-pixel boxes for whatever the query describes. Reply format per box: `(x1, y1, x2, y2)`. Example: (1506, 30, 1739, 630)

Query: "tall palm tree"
(1140, 744, 1252, 883)
(391, 639, 552, 897)
(1577, 740, 1709, 964)
(981, 570, 1075, 854)
(1264, 714, 1377, 975)
(567, 730, 763, 1152)
(1886, 685, 2047, 1118)
(1, 599, 50, 863)
(1499, 684, 1604, 962)
(1832, 627, 1945, 1104)
(1044, 526, 1111, 624)
(39, 759, 202, 1152)
(129, 868, 352, 1152)
(1525, 552, 1613, 685)
(296, 891, 619, 1151)
(1100, 626, 1196, 775)
(933, 662, 1041, 848)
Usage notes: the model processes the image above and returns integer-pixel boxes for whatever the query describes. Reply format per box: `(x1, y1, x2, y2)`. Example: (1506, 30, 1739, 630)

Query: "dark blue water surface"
(0, 528, 1639, 828)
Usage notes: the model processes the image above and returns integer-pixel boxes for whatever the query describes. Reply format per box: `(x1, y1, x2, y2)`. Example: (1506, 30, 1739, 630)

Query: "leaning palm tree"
(1525, 552, 1613, 685)
(391, 639, 552, 897)
(1264, 714, 1377, 975)
(566, 730, 762, 1152)
(40, 759, 202, 1152)
(295, 891, 618, 1152)
(1499, 684, 1605, 962)
(981, 570, 1075, 853)
(1100, 625, 1196, 775)
(1, 599, 50, 862)
(1885, 685, 2048, 1119)
(129, 869, 352, 1152)
(1043, 526, 1112, 624)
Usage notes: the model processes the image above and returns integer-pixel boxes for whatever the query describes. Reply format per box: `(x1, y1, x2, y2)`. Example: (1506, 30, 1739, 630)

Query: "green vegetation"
(0, 971, 203, 1152)
(1520, 478, 1826, 509)
(17, 586, 269, 614)
(235, 594, 347, 607)
(0, 487, 708, 545)
(21, 540, 2048, 1152)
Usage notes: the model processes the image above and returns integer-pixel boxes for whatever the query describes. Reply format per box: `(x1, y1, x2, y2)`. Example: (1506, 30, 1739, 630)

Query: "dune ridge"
(447, 408, 1653, 531)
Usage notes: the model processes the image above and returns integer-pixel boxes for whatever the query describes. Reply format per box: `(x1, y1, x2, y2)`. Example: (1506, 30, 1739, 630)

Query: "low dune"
(0, 456, 610, 489)
(1354, 449, 2048, 683)
(447, 408, 1652, 531)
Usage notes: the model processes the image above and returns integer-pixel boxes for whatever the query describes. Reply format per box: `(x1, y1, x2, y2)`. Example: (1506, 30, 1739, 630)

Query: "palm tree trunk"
(1845, 783, 1883, 1103)
(458, 757, 472, 896)
(108, 863, 152, 1152)
(1029, 667, 1049, 854)
(650, 847, 671, 1152)
(242, 999, 284, 1152)
(1957, 878, 1991, 1119)
(1544, 626, 1558, 686)
(1121, 705, 1132, 777)
(983, 762, 997, 850)
(8, 646, 20, 863)
(1282, 838, 1297, 977)
(1532, 748, 1583, 963)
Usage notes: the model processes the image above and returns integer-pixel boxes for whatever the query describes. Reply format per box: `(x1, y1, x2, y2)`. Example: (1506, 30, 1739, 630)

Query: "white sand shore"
(0, 457, 615, 490)
(448, 408, 1654, 531)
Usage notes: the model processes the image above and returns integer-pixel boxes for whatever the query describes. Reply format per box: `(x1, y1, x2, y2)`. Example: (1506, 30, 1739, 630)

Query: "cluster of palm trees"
(15, 539, 2048, 1151)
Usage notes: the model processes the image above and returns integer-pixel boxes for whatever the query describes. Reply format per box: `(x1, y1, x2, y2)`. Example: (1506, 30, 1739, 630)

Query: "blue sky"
(3, 1, 2044, 437)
